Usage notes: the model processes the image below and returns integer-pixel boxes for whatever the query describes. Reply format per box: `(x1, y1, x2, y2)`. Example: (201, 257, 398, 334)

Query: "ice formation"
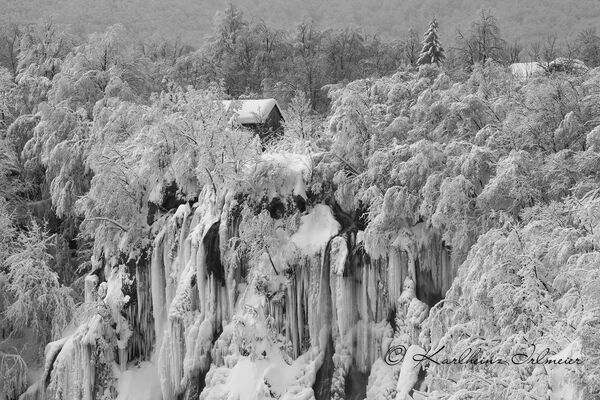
(26, 156, 457, 400)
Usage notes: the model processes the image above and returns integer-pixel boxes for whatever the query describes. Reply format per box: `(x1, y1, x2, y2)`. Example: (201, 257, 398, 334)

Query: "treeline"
(1, 0, 599, 48)
(167, 5, 414, 110)
(162, 7, 600, 108)
(138, 7, 600, 109)
(1, 7, 599, 111)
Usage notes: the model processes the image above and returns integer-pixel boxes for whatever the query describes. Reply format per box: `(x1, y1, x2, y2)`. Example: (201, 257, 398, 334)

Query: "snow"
(197, 251, 327, 400)
(356, 230, 365, 244)
(148, 182, 163, 204)
(366, 358, 400, 400)
(81, 314, 103, 345)
(395, 345, 425, 400)
(116, 362, 162, 400)
(252, 152, 311, 200)
(41, 337, 69, 383)
(103, 265, 132, 351)
(84, 274, 99, 302)
(167, 261, 196, 320)
(202, 347, 321, 400)
(291, 204, 340, 255)
(173, 203, 192, 220)
(509, 62, 544, 79)
(201, 323, 323, 400)
(547, 341, 584, 400)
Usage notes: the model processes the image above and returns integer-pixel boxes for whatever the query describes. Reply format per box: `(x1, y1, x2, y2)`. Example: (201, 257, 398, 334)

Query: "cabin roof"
(222, 99, 282, 124)
(509, 59, 588, 80)
(509, 62, 544, 79)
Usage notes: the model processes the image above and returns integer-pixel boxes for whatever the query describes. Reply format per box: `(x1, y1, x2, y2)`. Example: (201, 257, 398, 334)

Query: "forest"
(1, 0, 600, 46)
(0, 4, 600, 400)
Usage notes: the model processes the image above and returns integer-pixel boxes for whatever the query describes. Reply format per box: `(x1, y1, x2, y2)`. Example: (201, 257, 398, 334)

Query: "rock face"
(26, 182, 454, 400)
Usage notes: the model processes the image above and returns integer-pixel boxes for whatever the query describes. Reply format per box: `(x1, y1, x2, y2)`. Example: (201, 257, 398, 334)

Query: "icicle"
(329, 236, 354, 339)
(441, 245, 452, 294)
(392, 230, 417, 283)
(196, 241, 208, 322)
(219, 197, 237, 325)
(157, 320, 185, 399)
(297, 266, 307, 354)
(366, 262, 377, 321)
(219, 192, 237, 326)
(152, 186, 227, 400)
(134, 252, 154, 361)
(388, 248, 407, 310)
(45, 316, 106, 400)
(307, 255, 321, 348)
(151, 230, 167, 353)
(181, 315, 213, 388)
(144, 186, 463, 400)
(287, 280, 300, 357)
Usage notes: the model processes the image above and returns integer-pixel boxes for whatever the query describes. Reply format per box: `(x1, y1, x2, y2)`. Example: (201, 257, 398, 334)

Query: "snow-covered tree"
(0, 347, 27, 400)
(417, 18, 445, 66)
(278, 90, 321, 153)
(456, 11, 506, 67)
(3, 221, 75, 348)
(0, 138, 22, 201)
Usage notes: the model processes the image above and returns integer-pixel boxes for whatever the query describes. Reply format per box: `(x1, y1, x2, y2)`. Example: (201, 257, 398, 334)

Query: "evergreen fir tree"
(417, 17, 445, 66)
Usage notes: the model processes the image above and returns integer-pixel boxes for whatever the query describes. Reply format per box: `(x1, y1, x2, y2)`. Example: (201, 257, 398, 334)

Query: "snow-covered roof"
(510, 59, 588, 80)
(509, 62, 544, 79)
(222, 99, 281, 124)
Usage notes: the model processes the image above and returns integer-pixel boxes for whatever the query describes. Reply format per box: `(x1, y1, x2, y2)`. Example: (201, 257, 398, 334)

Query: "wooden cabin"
(223, 99, 284, 141)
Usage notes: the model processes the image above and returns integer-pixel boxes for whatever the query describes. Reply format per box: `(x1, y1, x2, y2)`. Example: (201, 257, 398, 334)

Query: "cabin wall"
(242, 107, 284, 142)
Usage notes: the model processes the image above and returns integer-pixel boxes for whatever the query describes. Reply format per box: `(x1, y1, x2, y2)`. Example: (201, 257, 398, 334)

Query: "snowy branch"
(84, 217, 129, 232)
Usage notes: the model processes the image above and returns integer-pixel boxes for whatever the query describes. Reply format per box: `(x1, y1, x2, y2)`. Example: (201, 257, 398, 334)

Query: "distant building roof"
(222, 99, 282, 125)
(509, 62, 544, 79)
(510, 59, 588, 80)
